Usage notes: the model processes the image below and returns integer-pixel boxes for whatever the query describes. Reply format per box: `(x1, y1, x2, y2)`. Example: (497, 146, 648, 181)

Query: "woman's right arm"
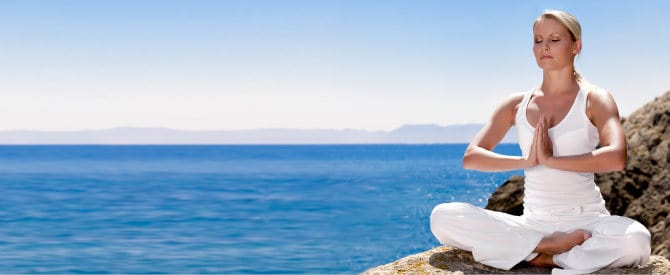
(462, 93, 537, 172)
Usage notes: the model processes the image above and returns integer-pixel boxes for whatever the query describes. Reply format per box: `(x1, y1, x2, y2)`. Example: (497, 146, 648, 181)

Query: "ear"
(573, 39, 582, 55)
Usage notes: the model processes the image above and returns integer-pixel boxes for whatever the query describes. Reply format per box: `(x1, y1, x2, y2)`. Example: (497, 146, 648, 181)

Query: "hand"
(525, 122, 540, 168)
(535, 114, 554, 165)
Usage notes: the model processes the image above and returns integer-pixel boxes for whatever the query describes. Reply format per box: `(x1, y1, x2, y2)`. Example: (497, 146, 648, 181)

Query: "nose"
(543, 41, 550, 51)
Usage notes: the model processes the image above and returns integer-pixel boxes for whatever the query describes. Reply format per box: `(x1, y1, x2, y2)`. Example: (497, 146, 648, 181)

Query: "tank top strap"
(515, 88, 537, 129)
(577, 82, 604, 114)
(577, 85, 591, 112)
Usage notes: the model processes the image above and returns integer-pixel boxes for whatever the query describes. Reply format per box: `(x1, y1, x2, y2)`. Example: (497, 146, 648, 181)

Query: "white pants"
(430, 202, 651, 274)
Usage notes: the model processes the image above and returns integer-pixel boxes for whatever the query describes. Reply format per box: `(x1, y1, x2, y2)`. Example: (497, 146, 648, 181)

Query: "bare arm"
(463, 93, 537, 172)
(536, 89, 626, 172)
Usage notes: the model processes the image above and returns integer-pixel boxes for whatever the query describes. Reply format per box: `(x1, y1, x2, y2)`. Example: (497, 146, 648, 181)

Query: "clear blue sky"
(0, 0, 668, 131)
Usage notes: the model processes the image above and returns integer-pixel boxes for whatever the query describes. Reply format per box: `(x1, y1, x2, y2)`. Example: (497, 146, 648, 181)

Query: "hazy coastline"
(0, 124, 517, 145)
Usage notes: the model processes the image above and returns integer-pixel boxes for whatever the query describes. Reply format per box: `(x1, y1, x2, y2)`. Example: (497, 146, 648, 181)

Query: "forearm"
(544, 146, 626, 173)
(462, 146, 530, 172)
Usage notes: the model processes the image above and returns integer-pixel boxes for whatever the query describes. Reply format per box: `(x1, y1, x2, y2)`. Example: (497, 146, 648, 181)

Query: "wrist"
(522, 155, 537, 168)
(541, 155, 556, 168)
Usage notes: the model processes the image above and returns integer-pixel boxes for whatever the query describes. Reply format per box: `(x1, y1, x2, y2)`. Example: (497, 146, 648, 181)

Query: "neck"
(540, 67, 580, 95)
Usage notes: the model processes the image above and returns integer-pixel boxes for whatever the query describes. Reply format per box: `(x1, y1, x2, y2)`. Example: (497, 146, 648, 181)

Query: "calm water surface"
(0, 144, 521, 273)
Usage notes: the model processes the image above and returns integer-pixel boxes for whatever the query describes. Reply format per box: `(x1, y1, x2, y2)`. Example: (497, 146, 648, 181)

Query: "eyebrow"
(534, 33, 564, 38)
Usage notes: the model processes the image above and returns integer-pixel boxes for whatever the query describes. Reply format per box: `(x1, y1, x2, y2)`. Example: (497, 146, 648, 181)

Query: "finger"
(532, 122, 540, 154)
(537, 125, 543, 153)
(537, 115, 547, 157)
(544, 113, 550, 127)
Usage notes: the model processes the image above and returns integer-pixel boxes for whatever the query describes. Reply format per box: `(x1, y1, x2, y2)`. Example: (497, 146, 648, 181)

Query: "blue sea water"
(0, 144, 521, 274)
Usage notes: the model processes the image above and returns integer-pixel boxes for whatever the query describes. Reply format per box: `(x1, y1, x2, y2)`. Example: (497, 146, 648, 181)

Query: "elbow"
(610, 147, 627, 171)
(462, 146, 476, 170)
(462, 156, 472, 170)
(611, 159, 626, 171)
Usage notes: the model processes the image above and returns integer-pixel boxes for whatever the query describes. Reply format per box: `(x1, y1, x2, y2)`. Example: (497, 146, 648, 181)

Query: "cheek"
(559, 41, 574, 54)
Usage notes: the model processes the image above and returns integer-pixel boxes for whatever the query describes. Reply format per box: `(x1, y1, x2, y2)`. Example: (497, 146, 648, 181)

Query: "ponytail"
(573, 70, 583, 83)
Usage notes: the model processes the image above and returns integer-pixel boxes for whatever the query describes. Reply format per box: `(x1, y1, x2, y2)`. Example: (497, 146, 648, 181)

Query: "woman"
(429, 10, 651, 274)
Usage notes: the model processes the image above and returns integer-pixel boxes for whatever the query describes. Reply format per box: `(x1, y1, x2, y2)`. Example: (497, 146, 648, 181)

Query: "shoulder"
(506, 91, 528, 114)
(587, 86, 614, 103)
(489, 92, 528, 126)
(499, 92, 527, 111)
(586, 86, 620, 115)
(585, 86, 621, 125)
(507, 92, 527, 104)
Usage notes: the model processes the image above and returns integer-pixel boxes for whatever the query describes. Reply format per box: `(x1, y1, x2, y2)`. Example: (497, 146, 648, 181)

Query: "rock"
(486, 175, 525, 216)
(362, 246, 670, 274)
(600, 91, 670, 258)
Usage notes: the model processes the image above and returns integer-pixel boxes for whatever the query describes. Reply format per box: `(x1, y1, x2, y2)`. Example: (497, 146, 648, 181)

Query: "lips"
(541, 55, 553, 59)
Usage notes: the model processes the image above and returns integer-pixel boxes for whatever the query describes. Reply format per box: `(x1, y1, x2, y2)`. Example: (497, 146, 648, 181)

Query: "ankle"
(534, 230, 590, 255)
(528, 253, 556, 267)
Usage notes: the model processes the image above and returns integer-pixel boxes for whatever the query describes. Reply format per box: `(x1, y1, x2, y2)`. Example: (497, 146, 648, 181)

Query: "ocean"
(0, 144, 521, 274)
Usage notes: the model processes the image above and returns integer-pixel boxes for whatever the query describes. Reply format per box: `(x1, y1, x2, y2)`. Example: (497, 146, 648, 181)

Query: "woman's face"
(532, 18, 581, 71)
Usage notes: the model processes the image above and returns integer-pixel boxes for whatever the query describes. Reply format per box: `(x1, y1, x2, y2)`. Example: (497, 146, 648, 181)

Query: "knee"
(430, 202, 474, 222)
(615, 222, 652, 266)
(624, 224, 651, 262)
(593, 216, 652, 266)
(429, 202, 475, 231)
(430, 202, 475, 244)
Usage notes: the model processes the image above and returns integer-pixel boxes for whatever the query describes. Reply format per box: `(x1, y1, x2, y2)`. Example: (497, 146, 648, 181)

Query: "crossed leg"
(528, 229, 592, 267)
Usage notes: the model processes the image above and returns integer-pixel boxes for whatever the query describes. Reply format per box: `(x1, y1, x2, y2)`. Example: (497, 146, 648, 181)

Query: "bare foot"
(528, 253, 556, 267)
(534, 229, 591, 255)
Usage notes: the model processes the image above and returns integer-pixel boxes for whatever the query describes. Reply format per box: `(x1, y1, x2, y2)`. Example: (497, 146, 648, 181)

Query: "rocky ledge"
(362, 246, 670, 274)
(364, 91, 670, 274)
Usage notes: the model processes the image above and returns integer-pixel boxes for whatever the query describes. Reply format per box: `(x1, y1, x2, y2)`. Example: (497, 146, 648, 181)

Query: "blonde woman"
(430, 10, 651, 274)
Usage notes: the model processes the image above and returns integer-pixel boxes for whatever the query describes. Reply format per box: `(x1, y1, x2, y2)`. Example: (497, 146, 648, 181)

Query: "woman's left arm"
(536, 89, 627, 173)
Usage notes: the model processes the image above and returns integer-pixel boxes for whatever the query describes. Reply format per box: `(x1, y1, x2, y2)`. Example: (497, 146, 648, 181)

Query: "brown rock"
(362, 246, 670, 274)
(592, 91, 669, 259)
(486, 175, 525, 216)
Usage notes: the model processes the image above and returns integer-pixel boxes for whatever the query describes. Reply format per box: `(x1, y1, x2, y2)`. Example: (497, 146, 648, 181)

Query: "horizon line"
(0, 142, 522, 146)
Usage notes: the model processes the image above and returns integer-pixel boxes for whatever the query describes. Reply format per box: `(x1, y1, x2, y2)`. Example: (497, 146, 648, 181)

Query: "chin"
(536, 62, 562, 71)
(535, 63, 551, 70)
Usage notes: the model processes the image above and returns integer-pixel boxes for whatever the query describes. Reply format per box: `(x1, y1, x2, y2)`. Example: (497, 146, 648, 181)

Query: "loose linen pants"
(430, 202, 651, 274)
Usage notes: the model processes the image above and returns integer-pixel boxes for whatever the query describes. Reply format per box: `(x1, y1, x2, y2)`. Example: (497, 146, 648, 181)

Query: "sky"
(0, 0, 668, 131)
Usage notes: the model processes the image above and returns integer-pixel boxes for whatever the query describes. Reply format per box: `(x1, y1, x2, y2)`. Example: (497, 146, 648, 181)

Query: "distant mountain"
(0, 124, 517, 144)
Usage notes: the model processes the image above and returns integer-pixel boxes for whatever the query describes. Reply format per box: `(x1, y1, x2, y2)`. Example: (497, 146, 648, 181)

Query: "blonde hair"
(534, 10, 584, 82)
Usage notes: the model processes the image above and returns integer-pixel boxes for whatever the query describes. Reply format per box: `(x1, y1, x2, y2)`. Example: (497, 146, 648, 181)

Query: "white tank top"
(515, 85, 606, 211)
